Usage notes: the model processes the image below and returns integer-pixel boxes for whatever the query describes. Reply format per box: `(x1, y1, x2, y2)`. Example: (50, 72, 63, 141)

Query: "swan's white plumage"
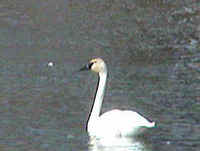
(81, 58, 155, 138)
(88, 109, 155, 138)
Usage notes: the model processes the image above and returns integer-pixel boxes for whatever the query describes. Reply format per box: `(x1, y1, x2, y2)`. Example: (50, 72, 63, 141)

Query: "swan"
(80, 58, 155, 138)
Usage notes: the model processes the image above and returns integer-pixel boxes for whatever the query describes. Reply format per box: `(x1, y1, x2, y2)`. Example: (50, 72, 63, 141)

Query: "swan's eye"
(88, 62, 94, 69)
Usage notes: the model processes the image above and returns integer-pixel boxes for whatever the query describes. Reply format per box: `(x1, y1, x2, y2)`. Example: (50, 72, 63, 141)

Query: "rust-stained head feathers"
(79, 58, 107, 73)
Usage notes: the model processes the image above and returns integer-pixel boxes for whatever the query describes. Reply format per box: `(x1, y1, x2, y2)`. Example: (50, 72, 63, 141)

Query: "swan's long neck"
(89, 69, 107, 121)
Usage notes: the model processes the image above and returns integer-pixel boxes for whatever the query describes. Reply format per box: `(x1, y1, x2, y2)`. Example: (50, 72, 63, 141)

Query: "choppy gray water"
(0, 0, 200, 150)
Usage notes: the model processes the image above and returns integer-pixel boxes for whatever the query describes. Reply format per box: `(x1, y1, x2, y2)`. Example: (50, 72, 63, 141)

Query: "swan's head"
(80, 58, 107, 73)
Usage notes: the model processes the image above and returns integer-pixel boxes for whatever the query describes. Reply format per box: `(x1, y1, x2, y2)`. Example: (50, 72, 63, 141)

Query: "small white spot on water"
(48, 62, 54, 67)
(166, 141, 171, 145)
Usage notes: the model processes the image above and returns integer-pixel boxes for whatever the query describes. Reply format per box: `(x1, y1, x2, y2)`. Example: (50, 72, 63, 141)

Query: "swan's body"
(80, 58, 155, 138)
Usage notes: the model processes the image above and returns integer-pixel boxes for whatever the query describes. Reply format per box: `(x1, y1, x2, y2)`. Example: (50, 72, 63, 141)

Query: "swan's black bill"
(79, 62, 93, 71)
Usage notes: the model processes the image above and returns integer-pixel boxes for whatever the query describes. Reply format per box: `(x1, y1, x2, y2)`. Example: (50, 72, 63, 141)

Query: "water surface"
(0, 0, 200, 150)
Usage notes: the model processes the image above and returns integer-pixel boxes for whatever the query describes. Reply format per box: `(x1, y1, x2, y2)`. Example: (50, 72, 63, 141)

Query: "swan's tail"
(146, 121, 155, 128)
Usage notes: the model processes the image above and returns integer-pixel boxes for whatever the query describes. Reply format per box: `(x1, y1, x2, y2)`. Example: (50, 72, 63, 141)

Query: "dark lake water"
(0, 0, 200, 150)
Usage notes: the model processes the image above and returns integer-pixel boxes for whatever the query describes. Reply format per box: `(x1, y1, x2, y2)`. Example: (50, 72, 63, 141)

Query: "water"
(0, 0, 200, 150)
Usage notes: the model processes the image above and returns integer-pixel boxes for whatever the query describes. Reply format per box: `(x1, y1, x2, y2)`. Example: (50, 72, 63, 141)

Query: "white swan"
(80, 58, 155, 138)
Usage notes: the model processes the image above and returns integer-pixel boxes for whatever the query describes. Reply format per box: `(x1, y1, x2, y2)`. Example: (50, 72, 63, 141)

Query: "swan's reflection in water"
(88, 136, 151, 151)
